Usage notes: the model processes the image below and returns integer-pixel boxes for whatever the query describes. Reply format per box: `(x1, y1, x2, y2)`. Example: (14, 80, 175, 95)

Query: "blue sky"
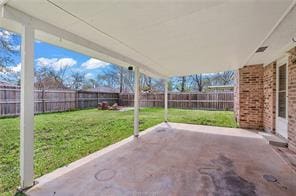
(33, 40, 112, 79)
(2, 28, 116, 81)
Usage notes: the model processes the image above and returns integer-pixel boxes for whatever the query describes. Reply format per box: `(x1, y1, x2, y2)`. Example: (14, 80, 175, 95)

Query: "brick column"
(288, 47, 296, 152)
(263, 62, 276, 133)
(234, 64, 264, 130)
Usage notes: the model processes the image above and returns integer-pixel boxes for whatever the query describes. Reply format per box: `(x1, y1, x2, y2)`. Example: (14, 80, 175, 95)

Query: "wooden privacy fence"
(0, 88, 233, 117)
(0, 88, 119, 117)
(119, 92, 234, 111)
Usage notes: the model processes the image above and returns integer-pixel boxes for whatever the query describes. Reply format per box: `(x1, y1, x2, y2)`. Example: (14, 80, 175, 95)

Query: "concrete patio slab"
(26, 123, 296, 196)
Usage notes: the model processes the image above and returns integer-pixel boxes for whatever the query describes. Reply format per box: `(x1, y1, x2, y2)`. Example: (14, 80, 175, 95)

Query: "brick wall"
(234, 64, 264, 129)
(288, 47, 296, 152)
(234, 47, 296, 153)
(263, 62, 276, 133)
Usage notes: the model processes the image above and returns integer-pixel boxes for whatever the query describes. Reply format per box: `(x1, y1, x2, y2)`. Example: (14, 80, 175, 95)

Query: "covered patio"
(27, 123, 296, 196)
(1, 0, 296, 195)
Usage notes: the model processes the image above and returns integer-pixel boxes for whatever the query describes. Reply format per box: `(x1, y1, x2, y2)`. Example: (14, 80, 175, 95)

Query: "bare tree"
(35, 62, 70, 89)
(167, 80, 173, 91)
(70, 72, 85, 90)
(123, 69, 134, 92)
(94, 65, 165, 93)
(119, 66, 124, 93)
(141, 74, 152, 92)
(214, 71, 234, 85)
(0, 29, 21, 83)
(81, 79, 97, 89)
(88, 79, 97, 88)
(190, 74, 213, 92)
(96, 65, 120, 89)
(192, 74, 203, 92)
(170, 76, 187, 92)
(96, 65, 135, 92)
(151, 78, 164, 92)
(35, 66, 48, 89)
(173, 76, 188, 92)
(0, 29, 19, 68)
(181, 76, 187, 92)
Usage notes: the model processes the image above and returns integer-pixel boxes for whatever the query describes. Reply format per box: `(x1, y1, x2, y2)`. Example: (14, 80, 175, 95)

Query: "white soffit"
(2, 0, 295, 77)
(247, 3, 296, 66)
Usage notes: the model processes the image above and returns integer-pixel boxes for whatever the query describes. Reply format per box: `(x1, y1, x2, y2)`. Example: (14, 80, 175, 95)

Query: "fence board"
(119, 92, 233, 111)
(0, 88, 233, 117)
(0, 88, 119, 117)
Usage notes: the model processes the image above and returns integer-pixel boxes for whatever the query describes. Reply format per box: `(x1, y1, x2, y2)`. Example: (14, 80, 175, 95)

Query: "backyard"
(0, 108, 236, 195)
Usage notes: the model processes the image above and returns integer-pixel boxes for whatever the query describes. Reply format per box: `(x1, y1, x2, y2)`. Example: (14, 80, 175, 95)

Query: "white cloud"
(11, 63, 21, 72)
(0, 30, 13, 41)
(36, 57, 58, 67)
(81, 58, 110, 69)
(11, 45, 20, 51)
(36, 57, 77, 70)
(54, 58, 77, 69)
(85, 73, 93, 78)
(0, 29, 20, 51)
(85, 73, 94, 79)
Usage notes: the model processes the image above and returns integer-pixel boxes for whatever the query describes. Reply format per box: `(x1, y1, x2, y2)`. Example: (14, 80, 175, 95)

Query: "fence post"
(97, 91, 99, 106)
(42, 89, 45, 113)
(127, 93, 130, 106)
(164, 80, 168, 122)
(189, 93, 192, 109)
(4, 87, 7, 114)
(75, 90, 79, 109)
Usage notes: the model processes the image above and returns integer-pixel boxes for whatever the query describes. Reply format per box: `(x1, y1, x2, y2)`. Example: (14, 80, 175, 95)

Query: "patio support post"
(20, 23, 35, 189)
(134, 66, 140, 137)
(164, 79, 168, 122)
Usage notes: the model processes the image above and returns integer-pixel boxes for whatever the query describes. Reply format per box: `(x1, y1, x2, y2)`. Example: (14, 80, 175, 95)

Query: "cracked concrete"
(26, 123, 296, 196)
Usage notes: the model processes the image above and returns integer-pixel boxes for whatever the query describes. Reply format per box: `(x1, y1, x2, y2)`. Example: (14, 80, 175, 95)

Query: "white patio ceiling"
(1, 0, 296, 78)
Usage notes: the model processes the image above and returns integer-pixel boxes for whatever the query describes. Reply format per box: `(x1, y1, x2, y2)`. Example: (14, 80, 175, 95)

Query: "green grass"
(0, 108, 236, 195)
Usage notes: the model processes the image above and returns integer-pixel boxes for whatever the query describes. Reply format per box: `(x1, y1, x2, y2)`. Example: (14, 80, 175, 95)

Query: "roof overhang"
(1, 0, 296, 78)
(0, 4, 166, 78)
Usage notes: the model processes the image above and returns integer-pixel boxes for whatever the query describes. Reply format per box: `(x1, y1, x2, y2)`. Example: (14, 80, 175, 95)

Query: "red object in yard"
(101, 102, 109, 110)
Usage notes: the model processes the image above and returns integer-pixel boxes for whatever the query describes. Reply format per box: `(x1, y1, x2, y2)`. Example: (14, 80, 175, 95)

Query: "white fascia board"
(1, 5, 167, 79)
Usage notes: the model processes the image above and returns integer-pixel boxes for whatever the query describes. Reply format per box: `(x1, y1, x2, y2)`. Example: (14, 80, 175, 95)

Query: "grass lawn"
(0, 108, 236, 195)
